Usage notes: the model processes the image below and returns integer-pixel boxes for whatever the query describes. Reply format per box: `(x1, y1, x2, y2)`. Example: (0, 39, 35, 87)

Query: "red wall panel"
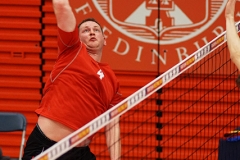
(0, 0, 42, 158)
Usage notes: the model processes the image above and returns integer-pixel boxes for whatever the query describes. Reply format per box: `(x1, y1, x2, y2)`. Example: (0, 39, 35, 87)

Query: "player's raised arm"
(52, 0, 76, 32)
(225, 0, 240, 70)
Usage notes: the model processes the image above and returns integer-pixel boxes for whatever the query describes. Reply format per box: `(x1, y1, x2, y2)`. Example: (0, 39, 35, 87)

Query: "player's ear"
(103, 36, 107, 46)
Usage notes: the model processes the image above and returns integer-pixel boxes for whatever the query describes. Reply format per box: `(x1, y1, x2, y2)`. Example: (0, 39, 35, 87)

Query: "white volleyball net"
(33, 22, 240, 160)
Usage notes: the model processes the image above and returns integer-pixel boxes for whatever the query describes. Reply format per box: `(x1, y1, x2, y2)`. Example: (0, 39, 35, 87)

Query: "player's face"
(79, 21, 106, 50)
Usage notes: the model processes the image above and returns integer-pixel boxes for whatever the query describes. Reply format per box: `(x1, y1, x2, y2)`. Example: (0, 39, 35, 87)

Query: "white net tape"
(32, 21, 240, 160)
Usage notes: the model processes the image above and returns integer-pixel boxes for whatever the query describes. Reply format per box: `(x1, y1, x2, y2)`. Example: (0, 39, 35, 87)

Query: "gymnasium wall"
(0, 0, 237, 159)
(0, 0, 42, 157)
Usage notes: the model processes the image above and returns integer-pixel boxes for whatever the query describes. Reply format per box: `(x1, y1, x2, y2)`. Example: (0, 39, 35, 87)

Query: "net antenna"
(32, 21, 240, 160)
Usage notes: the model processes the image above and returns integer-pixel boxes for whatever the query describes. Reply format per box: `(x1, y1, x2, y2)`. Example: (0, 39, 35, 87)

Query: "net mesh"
(91, 42, 240, 159)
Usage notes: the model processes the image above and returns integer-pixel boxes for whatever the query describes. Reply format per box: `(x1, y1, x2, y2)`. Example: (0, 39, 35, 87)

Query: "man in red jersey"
(22, 0, 122, 159)
(225, 0, 240, 87)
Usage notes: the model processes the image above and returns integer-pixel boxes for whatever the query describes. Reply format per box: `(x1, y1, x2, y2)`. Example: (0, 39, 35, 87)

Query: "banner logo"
(93, 0, 226, 44)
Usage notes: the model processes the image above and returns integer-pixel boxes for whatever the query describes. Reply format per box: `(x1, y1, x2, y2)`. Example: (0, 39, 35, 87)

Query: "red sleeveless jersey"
(35, 27, 122, 138)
